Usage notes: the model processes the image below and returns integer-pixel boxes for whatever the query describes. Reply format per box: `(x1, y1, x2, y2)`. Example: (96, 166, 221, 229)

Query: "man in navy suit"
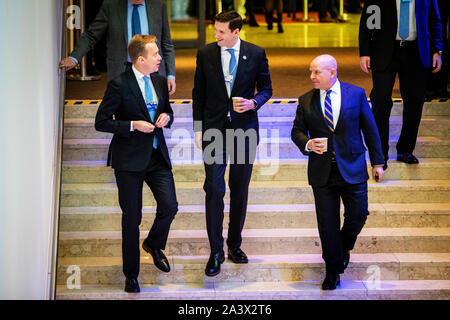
(291, 55, 385, 290)
(95, 35, 178, 293)
(359, 0, 443, 168)
(192, 10, 272, 277)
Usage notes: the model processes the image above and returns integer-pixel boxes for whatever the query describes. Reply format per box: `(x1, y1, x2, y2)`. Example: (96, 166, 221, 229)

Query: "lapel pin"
(243, 56, 247, 60)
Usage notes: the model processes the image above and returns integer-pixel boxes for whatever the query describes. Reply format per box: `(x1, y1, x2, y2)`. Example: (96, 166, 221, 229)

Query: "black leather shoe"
(124, 278, 140, 293)
(343, 251, 350, 271)
(397, 153, 419, 164)
(142, 240, 170, 273)
(322, 273, 340, 290)
(205, 251, 225, 277)
(228, 247, 248, 264)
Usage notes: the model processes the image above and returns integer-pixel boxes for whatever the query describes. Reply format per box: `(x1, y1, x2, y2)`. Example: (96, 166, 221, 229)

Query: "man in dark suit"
(359, 0, 443, 168)
(95, 35, 178, 293)
(192, 10, 272, 277)
(291, 55, 385, 290)
(59, 0, 176, 94)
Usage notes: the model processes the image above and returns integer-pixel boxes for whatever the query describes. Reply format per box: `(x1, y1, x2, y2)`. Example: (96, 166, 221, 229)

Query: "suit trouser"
(114, 147, 178, 279)
(203, 120, 256, 253)
(370, 41, 428, 161)
(318, 0, 339, 19)
(312, 162, 368, 274)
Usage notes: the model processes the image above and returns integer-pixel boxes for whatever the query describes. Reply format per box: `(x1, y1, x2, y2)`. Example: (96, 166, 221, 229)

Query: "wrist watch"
(251, 99, 258, 111)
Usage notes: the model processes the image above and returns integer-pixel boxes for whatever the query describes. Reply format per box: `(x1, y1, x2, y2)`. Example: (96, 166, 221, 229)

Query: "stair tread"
(60, 203, 450, 215)
(64, 115, 450, 124)
(62, 158, 450, 167)
(63, 136, 450, 144)
(55, 280, 450, 299)
(57, 253, 450, 267)
(59, 227, 450, 240)
(61, 179, 450, 190)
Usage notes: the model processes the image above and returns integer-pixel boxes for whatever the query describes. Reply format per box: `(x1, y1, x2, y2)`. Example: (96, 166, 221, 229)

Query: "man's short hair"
(128, 34, 157, 63)
(215, 10, 243, 31)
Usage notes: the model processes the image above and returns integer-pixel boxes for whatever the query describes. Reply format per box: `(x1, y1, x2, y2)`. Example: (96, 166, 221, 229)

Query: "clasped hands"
(133, 113, 170, 133)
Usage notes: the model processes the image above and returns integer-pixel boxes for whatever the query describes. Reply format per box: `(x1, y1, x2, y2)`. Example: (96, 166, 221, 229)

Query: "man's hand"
(133, 120, 155, 133)
(194, 131, 202, 150)
(432, 53, 442, 73)
(372, 166, 384, 182)
(58, 57, 77, 71)
(360, 56, 371, 74)
(306, 138, 327, 154)
(155, 113, 170, 128)
(167, 78, 176, 95)
(233, 98, 255, 113)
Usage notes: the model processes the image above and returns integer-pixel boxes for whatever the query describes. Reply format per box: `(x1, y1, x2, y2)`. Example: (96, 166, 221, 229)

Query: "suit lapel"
(230, 40, 248, 96)
(334, 82, 347, 132)
(150, 73, 164, 120)
(126, 69, 152, 122)
(118, 0, 128, 48)
(312, 90, 330, 131)
(145, 0, 154, 35)
(213, 43, 229, 99)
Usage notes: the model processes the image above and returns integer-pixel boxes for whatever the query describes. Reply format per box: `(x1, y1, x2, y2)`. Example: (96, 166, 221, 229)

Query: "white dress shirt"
(221, 38, 241, 98)
(306, 79, 342, 151)
(396, 0, 417, 41)
(130, 65, 159, 131)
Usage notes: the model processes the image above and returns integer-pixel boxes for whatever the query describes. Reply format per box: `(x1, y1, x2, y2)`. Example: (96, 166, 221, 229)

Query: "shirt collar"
(128, 1, 145, 8)
(320, 79, 340, 96)
(132, 65, 148, 81)
(221, 37, 241, 53)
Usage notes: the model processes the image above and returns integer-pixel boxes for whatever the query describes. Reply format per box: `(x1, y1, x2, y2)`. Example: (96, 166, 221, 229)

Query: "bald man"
(291, 55, 385, 290)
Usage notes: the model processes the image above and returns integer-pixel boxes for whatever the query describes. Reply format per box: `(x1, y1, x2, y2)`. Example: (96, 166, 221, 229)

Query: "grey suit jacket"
(70, 0, 175, 81)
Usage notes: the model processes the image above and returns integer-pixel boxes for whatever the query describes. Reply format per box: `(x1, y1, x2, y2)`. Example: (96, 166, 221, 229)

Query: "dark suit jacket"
(95, 69, 174, 171)
(359, 0, 443, 70)
(192, 40, 272, 142)
(70, 0, 175, 80)
(291, 82, 385, 187)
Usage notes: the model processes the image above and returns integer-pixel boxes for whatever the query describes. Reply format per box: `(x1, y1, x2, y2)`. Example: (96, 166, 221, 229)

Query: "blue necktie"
(324, 90, 334, 132)
(143, 76, 159, 149)
(399, 0, 410, 40)
(226, 48, 237, 91)
(132, 4, 141, 37)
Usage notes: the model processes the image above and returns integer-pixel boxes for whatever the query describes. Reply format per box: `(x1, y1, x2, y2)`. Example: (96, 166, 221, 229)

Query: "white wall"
(0, 0, 62, 299)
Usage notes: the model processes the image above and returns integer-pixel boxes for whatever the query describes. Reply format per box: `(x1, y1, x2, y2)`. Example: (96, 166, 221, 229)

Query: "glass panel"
(166, 0, 199, 41)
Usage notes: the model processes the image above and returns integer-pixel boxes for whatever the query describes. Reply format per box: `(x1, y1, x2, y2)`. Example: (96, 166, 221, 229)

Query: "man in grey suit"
(59, 0, 176, 94)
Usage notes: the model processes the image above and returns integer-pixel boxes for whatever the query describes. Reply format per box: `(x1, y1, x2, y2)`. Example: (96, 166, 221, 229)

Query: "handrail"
(49, 0, 68, 300)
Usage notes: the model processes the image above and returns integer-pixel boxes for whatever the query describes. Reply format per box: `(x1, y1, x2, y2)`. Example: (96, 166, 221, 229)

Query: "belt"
(395, 40, 417, 47)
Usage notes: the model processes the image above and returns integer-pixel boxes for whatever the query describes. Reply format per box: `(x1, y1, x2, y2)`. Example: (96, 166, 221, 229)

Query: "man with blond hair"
(95, 35, 178, 293)
(291, 55, 385, 290)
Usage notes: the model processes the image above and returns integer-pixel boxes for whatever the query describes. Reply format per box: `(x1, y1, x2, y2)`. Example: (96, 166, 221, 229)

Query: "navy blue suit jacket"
(291, 82, 385, 187)
(95, 69, 174, 171)
(192, 40, 272, 142)
(359, 0, 443, 70)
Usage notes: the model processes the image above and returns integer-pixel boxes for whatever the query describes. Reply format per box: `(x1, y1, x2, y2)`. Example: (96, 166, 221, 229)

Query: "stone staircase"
(56, 100, 450, 300)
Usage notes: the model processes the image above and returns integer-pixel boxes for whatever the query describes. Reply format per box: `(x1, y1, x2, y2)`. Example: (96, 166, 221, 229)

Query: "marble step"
(62, 159, 450, 184)
(61, 180, 450, 207)
(56, 253, 450, 286)
(63, 116, 450, 139)
(63, 101, 450, 119)
(59, 203, 450, 232)
(57, 228, 450, 257)
(62, 136, 450, 161)
(55, 280, 450, 300)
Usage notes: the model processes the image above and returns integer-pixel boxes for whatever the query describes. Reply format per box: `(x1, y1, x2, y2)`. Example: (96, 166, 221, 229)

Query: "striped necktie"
(143, 76, 159, 149)
(324, 90, 334, 132)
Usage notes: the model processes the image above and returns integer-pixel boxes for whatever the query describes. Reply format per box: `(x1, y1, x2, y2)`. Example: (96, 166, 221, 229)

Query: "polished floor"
(65, 13, 400, 99)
